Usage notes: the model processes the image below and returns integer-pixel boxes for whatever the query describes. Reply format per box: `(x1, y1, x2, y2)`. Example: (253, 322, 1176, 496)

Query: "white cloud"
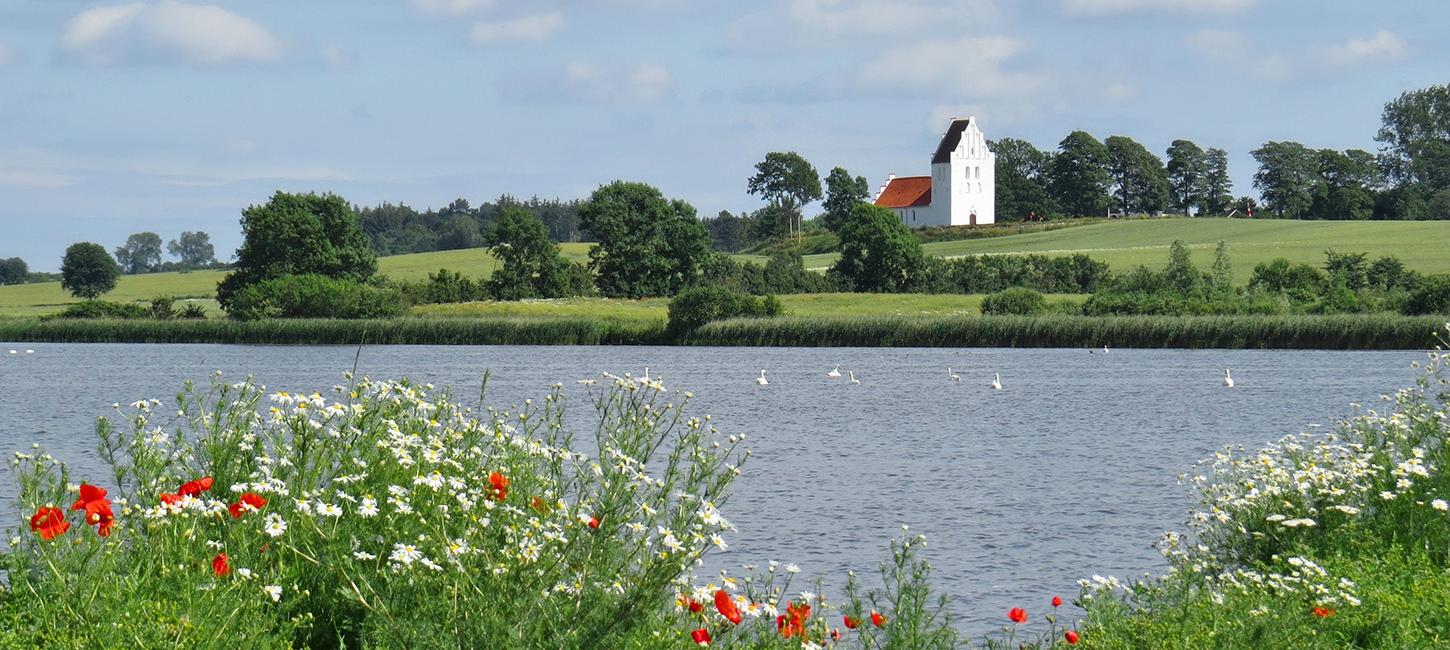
(858, 36, 1044, 98)
(503, 62, 674, 104)
(1187, 29, 1293, 80)
(728, 0, 1000, 50)
(470, 12, 565, 44)
(62, 1, 283, 66)
(1325, 30, 1408, 66)
(1062, 0, 1256, 16)
(0, 168, 75, 189)
(409, 0, 493, 16)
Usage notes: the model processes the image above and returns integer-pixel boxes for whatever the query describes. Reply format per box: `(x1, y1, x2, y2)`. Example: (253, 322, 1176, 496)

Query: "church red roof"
(874, 176, 932, 209)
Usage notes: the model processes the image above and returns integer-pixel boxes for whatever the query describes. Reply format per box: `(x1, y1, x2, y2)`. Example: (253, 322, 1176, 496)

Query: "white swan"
(848, 370, 861, 385)
(826, 365, 842, 378)
(756, 369, 768, 385)
(948, 367, 961, 382)
(641, 367, 651, 383)
(6, 350, 15, 355)
(991, 372, 1002, 390)
(1223, 369, 1234, 388)
(24, 349, 33, 354)
(1103, 345, 1110, 354)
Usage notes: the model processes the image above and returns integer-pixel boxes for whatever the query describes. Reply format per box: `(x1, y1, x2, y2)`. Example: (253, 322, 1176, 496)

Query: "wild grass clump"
(1077, 328, 1450, 647)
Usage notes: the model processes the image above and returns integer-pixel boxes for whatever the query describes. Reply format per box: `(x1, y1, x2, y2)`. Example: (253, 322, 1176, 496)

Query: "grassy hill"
(0, 244, 593, 317)
(800, 218, 1450, 283)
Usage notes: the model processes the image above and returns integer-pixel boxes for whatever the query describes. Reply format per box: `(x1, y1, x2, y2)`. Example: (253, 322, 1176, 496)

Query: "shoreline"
(1, 314, 1444, 349)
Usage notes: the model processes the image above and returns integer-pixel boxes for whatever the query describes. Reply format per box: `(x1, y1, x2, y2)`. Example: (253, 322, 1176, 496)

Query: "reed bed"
(0, 317, 666, 346)
(1, 314, 1443, 348)
(689, 314, 1448, 349)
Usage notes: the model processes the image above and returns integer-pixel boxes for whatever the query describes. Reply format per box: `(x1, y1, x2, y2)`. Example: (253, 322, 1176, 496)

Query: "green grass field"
(412, 293, 1085, 325)
(0, 244, 593, 317)
(800, 218, 1450, 282)
(6, 219, 1449, 318)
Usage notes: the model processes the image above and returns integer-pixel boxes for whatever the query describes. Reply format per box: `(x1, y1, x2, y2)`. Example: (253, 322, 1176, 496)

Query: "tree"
(60, 242, 121, 299)
(1165, 140, 1207, 216)
(578, 181, 712, 298)
(167, 231, 217, 267)
(1047, 130, 1113, 216)
(705, 211, 750, 252)
(1376, 83, 1450, 218)
(1311, 149, 1379, 220)
(1201, 148, 1234, 215)
(1105, 135, 1170, 214)
(992, 137, 1056, 220)
(216, 192, 377, 311)
(114, 232, 163, 274)
(1252, 141, 1321, 219)
(437, 214, 484, 250)
(1163, 240, 1200, 294)
(821, 167, 870, 233)
(746, 152, 822, 240)
(0, 257, 27, 285)
(1210, 241, 1232, 293)
(828, 203, 925, 292)
(482, 208, 567, 300)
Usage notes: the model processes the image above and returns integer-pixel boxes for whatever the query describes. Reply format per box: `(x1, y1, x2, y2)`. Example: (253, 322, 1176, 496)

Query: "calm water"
(0, 343, 1424, 635)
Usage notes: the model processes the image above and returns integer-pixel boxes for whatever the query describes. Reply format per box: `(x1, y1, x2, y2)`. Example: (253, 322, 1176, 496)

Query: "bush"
(53, 300, 148, 320)
(1402, 275, 1450, 315)
(667, 286, 782, 336)
(224, 274, 405, 321)
(177, 303, 209, 319)
(980, 287, 1049, 315)
(149, 295, 176, 320)
(919, 253, 1109, 294)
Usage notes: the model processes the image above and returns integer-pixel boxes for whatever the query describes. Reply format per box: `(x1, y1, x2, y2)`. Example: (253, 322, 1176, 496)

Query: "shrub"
(149, 295, 177, 320)
(1402, 274, 1450, 315)
(667, 286, 782, 336)
(980, 287, 1049, 315)
(177, 303, 209, 319)
(224, 274, 405, 320)
(54, 300, 148, 320)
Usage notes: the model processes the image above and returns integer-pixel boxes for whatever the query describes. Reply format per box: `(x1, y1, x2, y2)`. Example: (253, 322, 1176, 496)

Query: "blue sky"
(0, 0, 1443, 269)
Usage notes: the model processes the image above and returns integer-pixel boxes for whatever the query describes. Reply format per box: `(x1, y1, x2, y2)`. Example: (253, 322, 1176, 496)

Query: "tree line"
(357, 196, 585, 256)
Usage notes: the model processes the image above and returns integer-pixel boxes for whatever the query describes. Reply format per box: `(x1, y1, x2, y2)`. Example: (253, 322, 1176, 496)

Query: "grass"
(797, 218, 1450, 282)
(690, 313, 1446, 349)
(0, 244, 595, 318)
(410, 293, 1088, 326)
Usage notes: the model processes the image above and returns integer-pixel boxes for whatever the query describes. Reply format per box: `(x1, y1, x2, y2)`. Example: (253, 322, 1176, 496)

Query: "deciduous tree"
(216, 192, 377, 311)
(1165, 140, 1207, 216)
(167, 231, 217, 267)
(61, 242, 121, 299)
(114, 232, 163, 274)
(1252, 141, 1320, 219)
(1047, 130, 1112, 216)
(579, 181, 711, 298)
(747, 152, 822, 239)
(821, 166, 870, 233)
(828, 203, 925, 292)
(1105, 135, 1170, 214)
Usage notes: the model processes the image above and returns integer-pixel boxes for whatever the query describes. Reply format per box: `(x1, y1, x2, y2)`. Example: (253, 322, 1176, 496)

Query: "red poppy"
(831, 628, 842, 641)
(71, 484, 114, 536)
(159, 493, 181, 506)
(1065, 630, 1080, 645)
(530, 496, 550, 515)
(871, 610, 886, 627)
(228, 492, 267, 518)
(714, 589, 742, 625)
(1008, 607, 1027, 624)
(1052, 595, 1063, 608)
(212, 552, 230, 577)
(690, 628, 711, 646)
(488, 472, 509, 501)
(29, 507, 69, 540)
(587, 515, 600, 529)
(779, 602, 810, 638)
(843, 615, 860, 629)
(178, 476, 214, 497)
(1313, 606, 1335, 618)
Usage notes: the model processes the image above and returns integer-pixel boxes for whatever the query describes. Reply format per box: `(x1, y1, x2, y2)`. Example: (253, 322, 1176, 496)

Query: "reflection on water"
(0, 343, 1422, 635)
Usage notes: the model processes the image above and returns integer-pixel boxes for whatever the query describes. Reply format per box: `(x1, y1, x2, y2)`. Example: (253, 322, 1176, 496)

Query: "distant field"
(0, 245, 594, 318)
(801, 218, 1450, 282)
(411, 293, 1086, 325)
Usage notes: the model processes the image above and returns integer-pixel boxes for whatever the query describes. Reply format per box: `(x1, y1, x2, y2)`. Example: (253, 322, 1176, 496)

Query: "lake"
(0, 343, 1424, 636)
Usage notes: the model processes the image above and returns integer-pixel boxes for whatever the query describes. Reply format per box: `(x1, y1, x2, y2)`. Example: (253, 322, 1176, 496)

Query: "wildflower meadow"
(3, 329, 1450, 648)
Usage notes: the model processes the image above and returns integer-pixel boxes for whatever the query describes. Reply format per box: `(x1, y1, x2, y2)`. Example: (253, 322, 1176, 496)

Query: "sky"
(0, 0, 1444, 270)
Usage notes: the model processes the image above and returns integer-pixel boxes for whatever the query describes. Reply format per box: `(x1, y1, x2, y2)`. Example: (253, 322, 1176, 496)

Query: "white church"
(873, 117, 996, 227)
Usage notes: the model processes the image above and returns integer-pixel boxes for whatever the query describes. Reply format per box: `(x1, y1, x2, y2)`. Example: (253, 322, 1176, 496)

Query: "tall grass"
(691, 314, 1448, 349)
(2, 314, 1442, 348)
(0, 317, 666, 345)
